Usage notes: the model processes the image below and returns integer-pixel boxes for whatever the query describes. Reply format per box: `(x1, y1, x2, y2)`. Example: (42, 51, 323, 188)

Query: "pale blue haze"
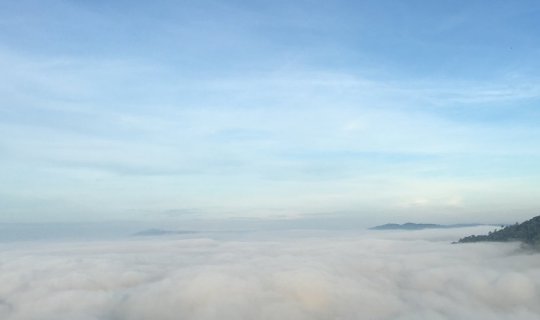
(1, 0, 540, 224)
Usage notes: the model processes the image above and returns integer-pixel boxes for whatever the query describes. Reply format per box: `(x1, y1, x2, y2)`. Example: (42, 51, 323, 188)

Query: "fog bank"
(1, 227, 539, 320)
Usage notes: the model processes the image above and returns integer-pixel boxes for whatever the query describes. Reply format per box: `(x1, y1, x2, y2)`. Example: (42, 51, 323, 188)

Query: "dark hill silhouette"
(458, 215, 540, 246)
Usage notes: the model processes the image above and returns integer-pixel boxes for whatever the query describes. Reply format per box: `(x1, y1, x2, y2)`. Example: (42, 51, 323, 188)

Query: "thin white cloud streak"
(1, 228, 539, 320)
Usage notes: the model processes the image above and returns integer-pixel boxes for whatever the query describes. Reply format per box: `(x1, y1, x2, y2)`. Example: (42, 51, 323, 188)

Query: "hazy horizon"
(0, 216, 510, 243)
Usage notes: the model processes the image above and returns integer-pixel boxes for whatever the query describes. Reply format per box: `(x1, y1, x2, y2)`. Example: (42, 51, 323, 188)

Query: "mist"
(1, 227, 539, 320)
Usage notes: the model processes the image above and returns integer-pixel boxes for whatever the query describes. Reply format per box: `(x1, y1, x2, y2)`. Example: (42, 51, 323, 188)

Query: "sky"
(1, 0, 540, 224)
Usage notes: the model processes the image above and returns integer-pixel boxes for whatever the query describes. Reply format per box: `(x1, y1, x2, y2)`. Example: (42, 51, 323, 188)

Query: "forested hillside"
(458, 216, 540, 246)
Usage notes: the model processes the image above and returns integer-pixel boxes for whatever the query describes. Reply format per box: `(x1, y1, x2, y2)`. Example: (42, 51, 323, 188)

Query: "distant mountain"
(370, 223, 483, 230)
(458, 216, 540, 246)
(132, 229, 198, 237)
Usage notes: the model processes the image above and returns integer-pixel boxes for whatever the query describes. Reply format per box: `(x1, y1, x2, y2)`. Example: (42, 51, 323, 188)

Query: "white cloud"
(1, 228, 539, 320)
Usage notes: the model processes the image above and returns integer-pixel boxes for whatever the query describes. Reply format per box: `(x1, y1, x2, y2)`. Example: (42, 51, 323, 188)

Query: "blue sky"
(1, 0, 540, 224)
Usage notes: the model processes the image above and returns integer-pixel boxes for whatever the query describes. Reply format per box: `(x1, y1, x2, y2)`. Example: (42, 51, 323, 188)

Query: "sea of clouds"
(1, 226, 539, 320)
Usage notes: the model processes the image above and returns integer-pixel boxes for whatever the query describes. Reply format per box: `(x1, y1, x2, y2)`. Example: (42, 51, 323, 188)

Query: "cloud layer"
(1, 228, 539, 320)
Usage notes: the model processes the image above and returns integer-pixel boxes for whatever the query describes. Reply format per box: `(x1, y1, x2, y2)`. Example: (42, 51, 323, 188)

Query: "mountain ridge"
(458, 215, 540, 246)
